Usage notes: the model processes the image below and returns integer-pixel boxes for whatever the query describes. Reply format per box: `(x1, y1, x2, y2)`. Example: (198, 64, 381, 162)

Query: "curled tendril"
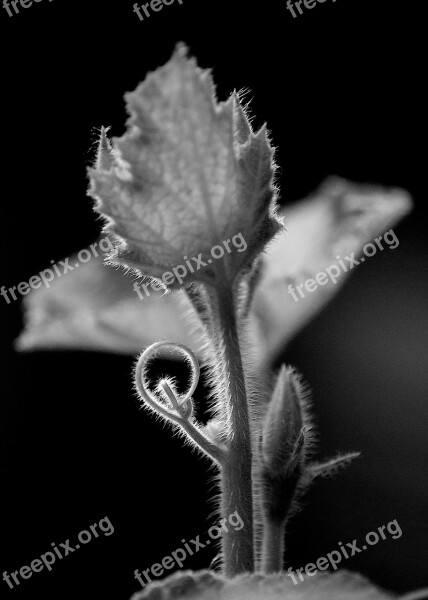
(135, 341, 226, 465)
(157, 378, 194, 420)
(136, 341, 199, 419)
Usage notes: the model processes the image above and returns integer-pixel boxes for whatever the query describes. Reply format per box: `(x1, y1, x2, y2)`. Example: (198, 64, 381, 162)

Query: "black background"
(1, 0, 427, 598)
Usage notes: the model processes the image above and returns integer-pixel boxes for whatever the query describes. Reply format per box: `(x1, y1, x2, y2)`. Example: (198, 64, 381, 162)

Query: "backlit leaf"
(89, 45, 281, 289)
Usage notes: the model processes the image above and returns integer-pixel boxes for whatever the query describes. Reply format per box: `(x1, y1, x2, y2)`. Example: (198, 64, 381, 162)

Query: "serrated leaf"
(89, 45, 281, 288)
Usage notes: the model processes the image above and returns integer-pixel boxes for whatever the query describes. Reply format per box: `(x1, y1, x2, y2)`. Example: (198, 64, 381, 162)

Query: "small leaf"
(89, 45, 281, 289)
(306, 452, 361, 480)
(95, 126, 116, 170)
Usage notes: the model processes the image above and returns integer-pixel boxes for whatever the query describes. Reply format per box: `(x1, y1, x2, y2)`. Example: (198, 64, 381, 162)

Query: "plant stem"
(261, 519, 285, 573)
(215, 284, 254, 576)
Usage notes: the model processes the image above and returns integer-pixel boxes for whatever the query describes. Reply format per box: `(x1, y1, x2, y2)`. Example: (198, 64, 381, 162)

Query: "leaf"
(89, 44, 281, 289)
(130, 569, 394, 599)
(95, 126, 115, 170)
(306, 452, 361, 480)
(249, 176, 412, 368)
(16, 249, 196, 354)
(16, 178, 412, 360)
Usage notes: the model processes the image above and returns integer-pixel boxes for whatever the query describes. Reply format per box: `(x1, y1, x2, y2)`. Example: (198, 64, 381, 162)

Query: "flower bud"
(262, 366, 305, 476)
(260, 366, 311, 524)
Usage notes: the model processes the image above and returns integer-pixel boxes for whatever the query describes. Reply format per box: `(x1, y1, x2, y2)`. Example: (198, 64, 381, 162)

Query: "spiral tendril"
(134, 341, 225, 465)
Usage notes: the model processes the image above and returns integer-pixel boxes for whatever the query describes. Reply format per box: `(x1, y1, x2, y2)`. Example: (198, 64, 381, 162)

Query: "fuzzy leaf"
(89, 45, 281, 288)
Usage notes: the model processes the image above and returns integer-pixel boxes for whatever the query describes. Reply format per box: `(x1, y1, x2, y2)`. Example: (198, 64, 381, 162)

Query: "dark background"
(1, 0, 427, 598)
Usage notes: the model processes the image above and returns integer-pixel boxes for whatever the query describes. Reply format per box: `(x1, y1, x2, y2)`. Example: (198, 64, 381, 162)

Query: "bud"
(260, 366, 311, 525)
(262, 366, 306, 476)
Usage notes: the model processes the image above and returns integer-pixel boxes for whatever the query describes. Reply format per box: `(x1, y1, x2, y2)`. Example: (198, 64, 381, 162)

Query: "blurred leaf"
(17, 178, 412, 362)
(16, 253, 195, 354)
(249, 176, 412, 367)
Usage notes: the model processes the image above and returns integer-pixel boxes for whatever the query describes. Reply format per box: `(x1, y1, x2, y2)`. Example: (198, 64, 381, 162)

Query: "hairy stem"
(261, 519, 285, 573)
(215, 284, 254, 576)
